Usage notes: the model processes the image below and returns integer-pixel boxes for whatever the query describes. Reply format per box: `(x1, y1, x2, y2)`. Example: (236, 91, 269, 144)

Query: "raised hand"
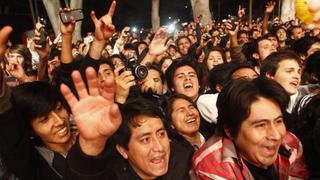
(265, 1, 276, 14)
(33, 30, 51, 59)
(59, 8, 76, 36)
(114, 66, 135, 104)
(90, 1, 116, 42)
(148, 27, 172, 56)
(238, 5, 246, 19)
(60, 67, 122, 156)
(0, 26, 12, 59)
(6, 63, 30, 83)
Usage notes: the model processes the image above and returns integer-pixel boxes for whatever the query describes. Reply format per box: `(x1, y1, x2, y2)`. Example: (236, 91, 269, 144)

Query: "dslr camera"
(121, 57, 148, 80)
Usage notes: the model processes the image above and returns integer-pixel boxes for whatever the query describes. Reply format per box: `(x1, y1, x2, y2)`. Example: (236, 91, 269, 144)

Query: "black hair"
(176, 36, 191, 45)
(111, 97, 167, 150)
(164, 93, 196, 124)
(99, 56, 115, 70)
(163, 93, 199, 149)
(216, 77, 290, 137)
(149, 63, 165, 83)
(291, 94, 320, 175)
(207, 62, 234, 93)
(11, 81, 64, 145)
(159, 56, 173, 70)
(265, 33, 279, 41)
(292, 36, 320, 57)
(226, 62, 257, 81)
(123, 43, 139, 58)
(260, 50, 301, 77)
(165, 58, 202, 94)
(305, 51, 320, 83)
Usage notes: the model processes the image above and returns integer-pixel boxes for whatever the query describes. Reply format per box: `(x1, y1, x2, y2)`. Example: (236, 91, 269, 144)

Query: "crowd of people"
(0, 0, 320, 179)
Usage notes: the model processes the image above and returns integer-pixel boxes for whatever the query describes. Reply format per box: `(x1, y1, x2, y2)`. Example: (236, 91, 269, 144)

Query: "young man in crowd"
(260, 50, 304, 113)
(193, 78, 309, 179)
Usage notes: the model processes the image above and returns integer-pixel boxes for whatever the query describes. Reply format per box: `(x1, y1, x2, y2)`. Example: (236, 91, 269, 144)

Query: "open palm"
(61, 67, 122, 142)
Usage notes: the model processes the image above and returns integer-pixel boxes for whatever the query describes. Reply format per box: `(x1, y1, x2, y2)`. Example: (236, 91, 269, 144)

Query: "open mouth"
(186, 118, 197, 124)
(262, 146, 277, 156)
(151, 154, 166, 166)
(56, 126, 68, 137)
(289, 81, 298, 88)
(184, 83, 193, 89)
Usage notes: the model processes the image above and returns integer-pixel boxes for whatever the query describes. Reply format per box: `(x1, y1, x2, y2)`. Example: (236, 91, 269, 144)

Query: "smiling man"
(260, 50, 304, 113)
(192, 78, 309, 179)
(165, 59, 201, 102)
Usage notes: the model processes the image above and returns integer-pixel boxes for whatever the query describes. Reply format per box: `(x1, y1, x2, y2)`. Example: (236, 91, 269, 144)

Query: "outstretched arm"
(141, 27, 171, 65)
(60, 8, 76, 64)
(60, 67, 122, 156)
(89, 1, 116, 60)
(262, 1, 276, 35)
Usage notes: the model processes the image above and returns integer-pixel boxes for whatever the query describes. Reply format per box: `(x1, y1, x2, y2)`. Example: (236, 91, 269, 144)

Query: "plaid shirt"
(192, 132, 309, 180)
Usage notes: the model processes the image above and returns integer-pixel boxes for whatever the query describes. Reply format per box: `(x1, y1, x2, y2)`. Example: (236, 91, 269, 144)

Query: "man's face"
(177, 37, 191, 55)
(98, 64, 115, 94)
(239, 33, 249, 44)
(269, 59, 301, 95)
(291, 27, 305, 40)
(168, 46, 177, 57)
(172, 65, 200, 101)
(171, 98, 200, 136)
(8, 53, 24, 65)
(31, 103, 71, 150)
(258, 39, 276, 61)
(234, 97, 286, 169)
(161, 58, 173, 73)
(121, 115, 170, 179)
(268, 36, 279, 50)
(276, 28, 287, 42)
(231, 68, 258, 80)
(124, 49, 138, 60)
(145, 69, 163, 95)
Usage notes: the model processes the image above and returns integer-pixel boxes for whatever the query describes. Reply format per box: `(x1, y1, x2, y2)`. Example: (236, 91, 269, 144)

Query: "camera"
(120, 57, 148, 80)
(203, 33, 212, 41)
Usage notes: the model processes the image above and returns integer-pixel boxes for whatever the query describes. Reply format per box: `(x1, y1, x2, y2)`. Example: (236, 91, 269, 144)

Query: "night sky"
(0, 0, 275, 43)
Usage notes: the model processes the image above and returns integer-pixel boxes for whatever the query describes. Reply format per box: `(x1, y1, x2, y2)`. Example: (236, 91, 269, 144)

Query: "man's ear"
(265, 72, 274, 79)
(224, 128, 233, 140)
(252, 53, 260, 60)
(116, 144, 129, 159)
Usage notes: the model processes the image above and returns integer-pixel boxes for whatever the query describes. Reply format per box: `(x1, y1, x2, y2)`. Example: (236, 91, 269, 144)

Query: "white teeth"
(57, 127, 67, 136)
(184, 83, 193, 88)
(186, 118, 196, 123)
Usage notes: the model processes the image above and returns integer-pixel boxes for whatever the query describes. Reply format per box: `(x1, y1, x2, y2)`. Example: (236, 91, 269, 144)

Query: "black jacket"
(66, 141, 193, 180)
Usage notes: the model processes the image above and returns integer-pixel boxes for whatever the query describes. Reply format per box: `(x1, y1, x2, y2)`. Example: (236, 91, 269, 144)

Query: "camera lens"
(134, 65, 148, 80)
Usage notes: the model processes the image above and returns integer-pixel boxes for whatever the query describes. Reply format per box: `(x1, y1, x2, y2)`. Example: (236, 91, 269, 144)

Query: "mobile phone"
(59, 9, 84, 24)
(37, 27, 47, 47)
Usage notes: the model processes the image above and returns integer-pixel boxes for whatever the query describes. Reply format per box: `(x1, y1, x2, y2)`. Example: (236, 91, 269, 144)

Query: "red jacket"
(192, 132, 309, 180)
